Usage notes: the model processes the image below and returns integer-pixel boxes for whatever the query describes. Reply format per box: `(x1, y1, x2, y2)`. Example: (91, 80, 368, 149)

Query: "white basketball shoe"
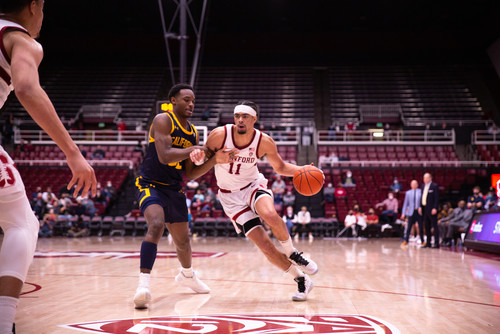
(175, 271, 211, 294)
(292, 275, 314, 301)
(134, 273, 152, 309)
(289, 251, 318, 275)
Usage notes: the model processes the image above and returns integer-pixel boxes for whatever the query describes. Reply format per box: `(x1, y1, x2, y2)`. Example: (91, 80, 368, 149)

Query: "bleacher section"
(476, 144, 500, 162)
(194, 67, 314, 126)
(1, 67, 164, 127)
(318, 145, 458, 167)
(329, 66, 484, 125)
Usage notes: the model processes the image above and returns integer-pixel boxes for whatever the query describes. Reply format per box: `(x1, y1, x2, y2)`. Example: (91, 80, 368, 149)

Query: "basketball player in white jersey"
(0, 1, 96, 332)
(191, 101, 318, 301)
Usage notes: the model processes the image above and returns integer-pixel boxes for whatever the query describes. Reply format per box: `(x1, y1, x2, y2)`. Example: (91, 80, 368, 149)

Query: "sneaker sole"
(134, 293, 151, 309)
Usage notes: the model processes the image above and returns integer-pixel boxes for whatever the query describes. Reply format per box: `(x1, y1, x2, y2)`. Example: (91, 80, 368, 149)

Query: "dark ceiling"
(38, 0, 500, 66)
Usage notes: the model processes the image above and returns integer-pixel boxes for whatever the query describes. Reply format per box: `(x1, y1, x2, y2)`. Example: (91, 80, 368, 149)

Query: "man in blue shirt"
(401, 180, 422, 246)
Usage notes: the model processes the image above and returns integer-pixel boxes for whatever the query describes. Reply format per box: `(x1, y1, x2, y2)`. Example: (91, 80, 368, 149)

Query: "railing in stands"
(14, 127, 209, 145)
(14, 159, 135, 169)
(321, 160, 499, 168)
(471, 130, 500, 145)
(401, 118, 492, 127)
(317, 129, 455, 145)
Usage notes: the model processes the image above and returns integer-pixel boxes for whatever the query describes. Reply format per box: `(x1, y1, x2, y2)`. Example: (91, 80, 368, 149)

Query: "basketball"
(293, 165, 325, 196)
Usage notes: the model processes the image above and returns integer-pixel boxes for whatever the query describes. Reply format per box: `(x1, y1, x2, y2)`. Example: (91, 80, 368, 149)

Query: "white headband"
(234, 105, 257, 117)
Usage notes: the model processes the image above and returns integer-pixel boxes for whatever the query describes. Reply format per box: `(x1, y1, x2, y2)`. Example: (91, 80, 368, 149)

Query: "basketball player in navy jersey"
(191, 101, 318, 301)
(0, 1, 97, 332)
(133, 83, 235, 308)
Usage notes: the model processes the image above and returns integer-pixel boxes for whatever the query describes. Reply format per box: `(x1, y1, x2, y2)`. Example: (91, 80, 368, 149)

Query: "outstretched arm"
(8, 31, 96, 197)
(259, 134, 305, 177)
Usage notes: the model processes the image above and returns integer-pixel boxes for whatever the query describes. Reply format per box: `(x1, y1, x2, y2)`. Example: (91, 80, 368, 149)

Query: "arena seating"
(194, 67, 315, 126)
(11, 144, 143, 168)
(329, 66, 484, 125)
(2, 67, 164, 127)
(318, 145, 459, 167)
(475, 144, 500, 162)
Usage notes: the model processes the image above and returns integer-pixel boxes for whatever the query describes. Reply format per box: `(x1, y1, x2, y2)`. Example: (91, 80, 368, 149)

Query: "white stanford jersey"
(214, 124, 263, 191)
(0, 19, 29, 107)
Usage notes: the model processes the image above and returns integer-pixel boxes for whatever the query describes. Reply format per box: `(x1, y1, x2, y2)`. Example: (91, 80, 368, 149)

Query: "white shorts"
(0, 146, 39, 282)
(218, 173, 273, 235)
(0, 146, 25, 196)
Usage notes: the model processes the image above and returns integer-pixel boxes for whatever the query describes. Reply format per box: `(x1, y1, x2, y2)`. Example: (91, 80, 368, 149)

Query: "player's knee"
(146, 218, 164, 238)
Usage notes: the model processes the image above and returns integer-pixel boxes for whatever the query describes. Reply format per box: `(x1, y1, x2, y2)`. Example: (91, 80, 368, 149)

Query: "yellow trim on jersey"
(193, 125, 199, 143)
(165, 112, 175, 135)
(169, 111, 194, 136)
(139, 188, 151, 207)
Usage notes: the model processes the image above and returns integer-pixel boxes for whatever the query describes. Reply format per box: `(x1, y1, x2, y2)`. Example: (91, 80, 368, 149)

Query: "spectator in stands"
(201, 105, 212, 121)
(272, 175, 286, 204)
(58, 192, 73, 209)
(353, 204, 367, 233)
(39, 209, 57, 238)
(468, 186, 485, 207)
(365, 208, 381, 238)
(345, 120, 356, 132)
(94, 189, 108, 204)
(213, 194, 224, 211)
(389, 177, 402, 193)
(442, 202, 474, 246)
(81, 197, 97, 217)
(401, 180, 423, 246)
(484, 187, 498, 210)
(282, 206, 298, 235)
(335, 183, 347, 199)
(419, 173, 440, 248)
(58, 183, 72, 198)
(343, 210, 358, 237)
(283, 190, 296, 208)
(31, 186, 42, 201)
(328, 121, 338, 140)
(294, 206, 312, 241)
(302, 124, 314, 146)
(134, 140, 147, 158)
(439, 200, 466, 246)
(488, 123, 500, 136)
(74, 199, 87, 217)
(193, 189, 205, 203)
(44, 192, 59, 212)
(205, 187, 216, 204)
(192, 197, 211, 217)
(104, 180, 116, 201)
(79, 145, 87, 158)
(323, 183, 335, 203)
(319, 152, 339, 168)
(117, 118, 127, 140)
(58, 201, 74, 221)
(186, 179, 199, 190)
(92, 145, 106, 159)
(42, 186, 57, 203)
(67, 217, 88, 238)
(342, 170, 356, 187)
(31, 193, 46, 218)
(375, 192, 398, 225)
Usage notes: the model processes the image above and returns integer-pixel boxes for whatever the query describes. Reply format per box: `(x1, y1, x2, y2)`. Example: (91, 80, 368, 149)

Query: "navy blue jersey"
(138, 111, 198, 189)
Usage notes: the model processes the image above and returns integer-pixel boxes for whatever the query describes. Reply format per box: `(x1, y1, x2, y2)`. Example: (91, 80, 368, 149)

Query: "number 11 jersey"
(214, 124, 263, 191)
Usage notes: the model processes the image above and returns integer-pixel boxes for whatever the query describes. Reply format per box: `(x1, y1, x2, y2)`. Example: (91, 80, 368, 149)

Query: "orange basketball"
(293, 165, 325, 196)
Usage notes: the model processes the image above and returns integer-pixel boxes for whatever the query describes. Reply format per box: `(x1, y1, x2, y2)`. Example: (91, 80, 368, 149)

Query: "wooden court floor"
(5, 235, 500, 333)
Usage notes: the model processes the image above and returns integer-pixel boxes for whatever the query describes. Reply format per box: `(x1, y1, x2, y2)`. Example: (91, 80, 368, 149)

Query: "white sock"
(279, 237, 295, 257)
(0, 296, 18, 334)
(285, 265, 304, 279)
(181, 267, 194, 278)
(138, 272, 150, 288)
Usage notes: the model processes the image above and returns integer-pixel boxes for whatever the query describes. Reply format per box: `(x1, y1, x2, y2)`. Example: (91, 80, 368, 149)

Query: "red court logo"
(62, 314, 400, 333)
(34, 251, 226, 259)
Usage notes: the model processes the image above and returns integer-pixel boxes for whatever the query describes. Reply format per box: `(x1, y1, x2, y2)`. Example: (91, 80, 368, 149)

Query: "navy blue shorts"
(136, 177, 188, 223)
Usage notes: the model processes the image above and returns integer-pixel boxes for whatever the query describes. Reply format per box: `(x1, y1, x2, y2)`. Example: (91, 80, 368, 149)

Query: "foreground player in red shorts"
(0, 1, 97, 333)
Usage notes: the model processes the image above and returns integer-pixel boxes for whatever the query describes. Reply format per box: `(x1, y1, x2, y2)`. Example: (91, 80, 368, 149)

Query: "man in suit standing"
(401, 180, 423, 246)
(418, 173, 440, 248)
